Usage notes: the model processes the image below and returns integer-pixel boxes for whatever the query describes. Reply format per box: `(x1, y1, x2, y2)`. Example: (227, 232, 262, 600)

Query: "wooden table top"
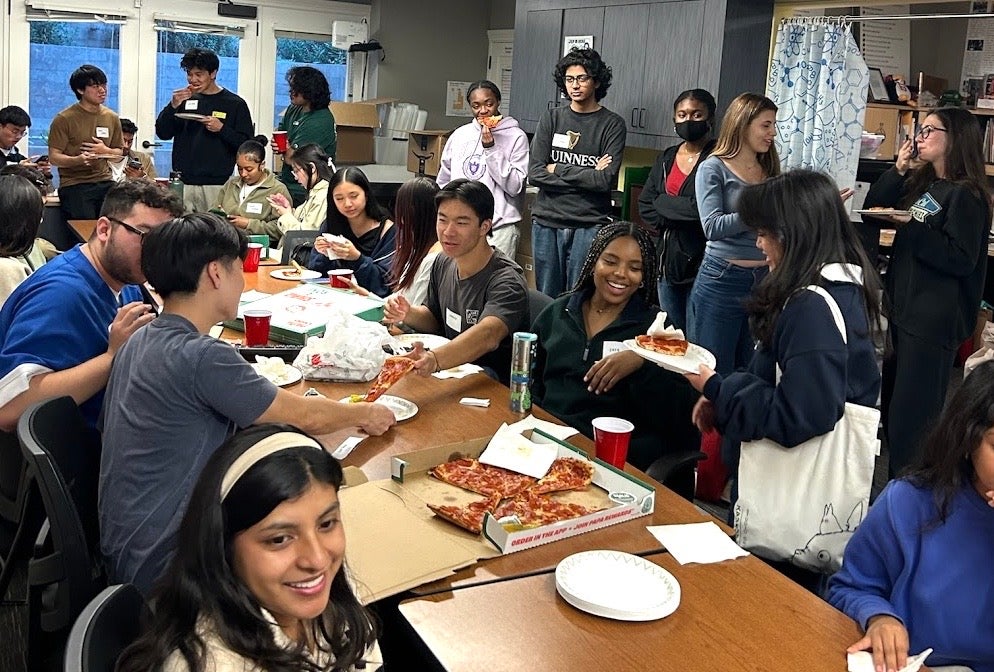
(67, 219, 97, 242)
(399, 551, 861, 672)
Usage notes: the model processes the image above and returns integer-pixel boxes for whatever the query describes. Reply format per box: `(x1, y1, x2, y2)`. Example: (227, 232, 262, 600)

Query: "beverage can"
(509, 332, 537, 413)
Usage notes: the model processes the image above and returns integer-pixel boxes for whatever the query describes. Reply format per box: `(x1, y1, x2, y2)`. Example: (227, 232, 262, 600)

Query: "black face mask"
(674, 120, 710, 142)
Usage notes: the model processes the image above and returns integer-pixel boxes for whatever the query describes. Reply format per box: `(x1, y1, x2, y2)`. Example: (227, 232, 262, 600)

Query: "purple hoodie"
(437, 115, 529, 230)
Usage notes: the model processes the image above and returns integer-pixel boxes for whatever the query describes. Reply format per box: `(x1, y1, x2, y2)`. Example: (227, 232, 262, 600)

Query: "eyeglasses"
(916, 125, 948, 140)
(2, 125, 27, 139)
(563, 74, 592, 85)
(107, 217, 150, 239)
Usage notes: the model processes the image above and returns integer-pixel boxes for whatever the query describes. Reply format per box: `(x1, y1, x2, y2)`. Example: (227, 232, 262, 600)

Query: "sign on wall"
(563, 35, 594, 55)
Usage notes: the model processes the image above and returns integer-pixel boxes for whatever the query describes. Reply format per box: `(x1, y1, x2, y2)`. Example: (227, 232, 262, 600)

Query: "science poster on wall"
(859, 5, 911, 78)
(961, 1, 994, 91)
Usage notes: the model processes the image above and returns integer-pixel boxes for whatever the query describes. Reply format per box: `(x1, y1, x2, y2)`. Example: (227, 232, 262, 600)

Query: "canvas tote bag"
(734, 286, 880, 574)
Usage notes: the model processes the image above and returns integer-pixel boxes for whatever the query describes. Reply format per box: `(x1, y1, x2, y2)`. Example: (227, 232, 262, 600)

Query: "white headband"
(220, 432, 323, 501)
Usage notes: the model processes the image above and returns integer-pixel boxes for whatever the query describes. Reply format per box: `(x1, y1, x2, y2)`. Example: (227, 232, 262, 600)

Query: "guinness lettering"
(549, 150, 599, 167)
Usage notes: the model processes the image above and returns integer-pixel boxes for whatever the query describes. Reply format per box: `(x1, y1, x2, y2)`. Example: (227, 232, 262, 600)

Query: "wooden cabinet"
(510, 0, 774, 150)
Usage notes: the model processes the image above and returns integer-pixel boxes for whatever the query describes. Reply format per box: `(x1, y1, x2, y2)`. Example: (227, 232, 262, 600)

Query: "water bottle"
(509, 332, 537, 413)
(168, 171, 184, 201)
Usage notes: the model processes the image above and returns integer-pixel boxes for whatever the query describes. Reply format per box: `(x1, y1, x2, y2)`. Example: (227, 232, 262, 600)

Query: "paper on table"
(847, 648, 933, 672)
(431, 363, 483, 379)
(502, 414, 579, 441)
(332, 435, 366, 460)
(240, 290, 271, 303)
(646, 522, 749, 565)
(479, 423, 559, 478)
(460, 397, 491, 407)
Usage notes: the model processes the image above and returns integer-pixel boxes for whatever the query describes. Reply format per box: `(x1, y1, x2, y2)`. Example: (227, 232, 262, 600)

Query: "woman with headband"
(118, 424, 381, 672)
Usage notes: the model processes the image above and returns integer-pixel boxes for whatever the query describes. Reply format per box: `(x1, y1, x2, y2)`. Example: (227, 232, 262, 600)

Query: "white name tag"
(245, 202, 263, 214)
(445, 307, 462, 333)
(184, 99, 199, 111)
(602, 341, 625, 357)
(552, 133, 570, 149)
(95, 126, 109, 138)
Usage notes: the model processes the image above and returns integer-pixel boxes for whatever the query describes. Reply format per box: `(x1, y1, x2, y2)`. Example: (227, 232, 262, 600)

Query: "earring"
(639, 281, 645, 288)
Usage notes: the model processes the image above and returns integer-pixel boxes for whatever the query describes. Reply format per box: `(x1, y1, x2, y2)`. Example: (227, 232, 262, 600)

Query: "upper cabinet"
(510, 0, 774, 150)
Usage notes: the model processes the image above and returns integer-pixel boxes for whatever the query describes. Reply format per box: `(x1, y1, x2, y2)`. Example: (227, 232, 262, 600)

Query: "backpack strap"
(803, 285, 847, 345)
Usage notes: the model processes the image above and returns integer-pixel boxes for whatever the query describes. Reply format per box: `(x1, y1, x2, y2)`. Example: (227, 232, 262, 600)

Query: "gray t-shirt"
(98, 313, 278, 594)
(424, 249, 528, 383)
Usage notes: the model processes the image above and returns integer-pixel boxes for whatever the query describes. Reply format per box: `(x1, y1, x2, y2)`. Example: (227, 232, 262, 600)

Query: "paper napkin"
(646, 522, 749, 565)
(503, 414, 579, 441)
(322, 233, 349, 260)
(847, 648, 933, 672)
(432, 363, 484, 379)
(479, 423, 559, 478)
(331, 435, 366, 460)
(460, 397, 491, 407)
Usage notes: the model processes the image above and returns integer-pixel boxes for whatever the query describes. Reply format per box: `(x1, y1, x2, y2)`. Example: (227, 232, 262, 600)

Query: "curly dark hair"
(571, 221, 657, 305)
(287, 66, 331, 109)
(554, 48, 613, 102)
(180, 48, 219, 73)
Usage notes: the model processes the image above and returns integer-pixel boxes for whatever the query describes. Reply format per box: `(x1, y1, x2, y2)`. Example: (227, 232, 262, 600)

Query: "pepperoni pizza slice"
(635, 334, 689, 357)
(529, 457, 595, 495)
(364, 356, 416, 402)
(427, 492, 502, 534)
(480, 114, 503, 129)
(430, 458, 536, 497)
(493, 491, 600, 528)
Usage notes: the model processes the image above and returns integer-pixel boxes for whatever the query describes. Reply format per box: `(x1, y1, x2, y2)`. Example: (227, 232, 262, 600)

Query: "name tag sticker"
(552, 133, 570, 149)
(95, 127, 109, 138)
(212, 111, 227, 119)
(445, 308, 462, 333)
(602, 341, 625, 357)
(184, 99, 199, 111)
(245, 202, 263, 214)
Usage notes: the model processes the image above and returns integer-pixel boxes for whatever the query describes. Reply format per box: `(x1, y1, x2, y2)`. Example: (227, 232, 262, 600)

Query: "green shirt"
(278, 105, 337, 203)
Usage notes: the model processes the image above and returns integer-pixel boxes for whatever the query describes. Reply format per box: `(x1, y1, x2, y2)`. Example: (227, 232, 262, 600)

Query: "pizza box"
(224, 283, 384, 345)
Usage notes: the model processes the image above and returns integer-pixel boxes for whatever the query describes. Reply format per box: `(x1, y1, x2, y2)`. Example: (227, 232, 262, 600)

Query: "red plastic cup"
(591, 417, 634, 469)
(272, 130, 289, 153)
(243, 310, 272, 347)
(243, 243, 263, 272)
(329, 268, 354, 289)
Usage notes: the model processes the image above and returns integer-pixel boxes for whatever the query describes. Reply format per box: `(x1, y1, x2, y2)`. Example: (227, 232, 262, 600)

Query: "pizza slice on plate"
(493, 491, 600, 529)
(364, 356, 416, 402)
(529, 457, 595, 495)
(427, 492, 502, 534)
(635, 334, 689, 357)
(430, 458, 536, 497)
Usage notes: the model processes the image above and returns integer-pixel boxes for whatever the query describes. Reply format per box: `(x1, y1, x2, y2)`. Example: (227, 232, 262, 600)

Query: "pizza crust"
(636, 334, 689, 357)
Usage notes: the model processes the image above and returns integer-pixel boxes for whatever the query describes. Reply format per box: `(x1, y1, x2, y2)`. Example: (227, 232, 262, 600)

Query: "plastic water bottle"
(168, 171, 184, 201)
(509, 332, 537, 413)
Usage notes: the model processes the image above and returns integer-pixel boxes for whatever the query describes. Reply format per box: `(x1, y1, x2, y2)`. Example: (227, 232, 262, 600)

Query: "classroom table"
(398, 551, 862, 672)
(66, 219, 97, 243)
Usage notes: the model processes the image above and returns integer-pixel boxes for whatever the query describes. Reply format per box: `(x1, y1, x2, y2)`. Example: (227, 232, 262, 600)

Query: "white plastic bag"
(293, 309, 392, 381)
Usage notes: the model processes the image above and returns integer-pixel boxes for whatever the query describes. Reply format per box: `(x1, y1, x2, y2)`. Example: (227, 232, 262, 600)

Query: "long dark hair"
(324, 167, 389, 237)
(738, 169, 882, 348)
(390, 177, 439, 292)
(711, 92, 781, 178)
(0, 175, 44, 257)
(571, 221, 657, 305)
(287, 143, 335, 193)
(117, 424, 378, 672)
(906, 360, 994, 523)
(904, 107, 990, 207)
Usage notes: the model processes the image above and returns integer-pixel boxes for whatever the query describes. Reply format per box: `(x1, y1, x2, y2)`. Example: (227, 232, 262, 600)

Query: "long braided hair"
(569, 221, 657, 306)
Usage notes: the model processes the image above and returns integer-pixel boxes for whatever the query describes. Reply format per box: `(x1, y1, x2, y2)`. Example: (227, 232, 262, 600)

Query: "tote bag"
(734, 286, 880, 574)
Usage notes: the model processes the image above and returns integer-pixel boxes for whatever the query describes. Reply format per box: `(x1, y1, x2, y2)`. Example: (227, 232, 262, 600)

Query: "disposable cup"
(248, 234, 269, 257)
(273, 130, 289, 153)
(591, 417, 634, 469)
(243, 310, 272, 347)
(243, 243, 263, 272)
(329, 268, 354, 289)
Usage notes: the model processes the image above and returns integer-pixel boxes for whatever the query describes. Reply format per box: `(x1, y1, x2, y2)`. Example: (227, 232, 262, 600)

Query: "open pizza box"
(339, 429, 655, 604)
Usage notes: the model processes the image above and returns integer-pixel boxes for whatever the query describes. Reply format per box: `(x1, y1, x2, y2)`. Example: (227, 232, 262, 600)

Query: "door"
(510, 9, 562, 127)
(600, 4, 650, 133)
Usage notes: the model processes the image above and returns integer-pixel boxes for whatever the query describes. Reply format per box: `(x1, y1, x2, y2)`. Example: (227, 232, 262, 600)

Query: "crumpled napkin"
(647, 311, 685, 340)
(254, 355, 289, 383)
(432, 363, 483, 379)
(322, 233, 349, 260)
(847, 648, 933, 672)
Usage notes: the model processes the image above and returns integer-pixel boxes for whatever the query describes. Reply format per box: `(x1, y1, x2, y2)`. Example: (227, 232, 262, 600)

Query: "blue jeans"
(687, 253, 766, 376)
(532, 219, 601, 297)
(657, 279, 692, 332)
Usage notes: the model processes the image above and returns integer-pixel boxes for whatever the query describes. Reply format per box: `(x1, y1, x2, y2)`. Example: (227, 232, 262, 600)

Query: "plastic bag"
(964, 321, 994, 379)
(293, 308, 392, 381)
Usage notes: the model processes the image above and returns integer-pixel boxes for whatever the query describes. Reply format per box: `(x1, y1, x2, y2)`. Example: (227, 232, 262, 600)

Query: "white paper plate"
(624, 339, 716, 375)
(270, 268, 321, 281)
(339, 394, 418, 422)
(252, 363, 303, 387)
(855, 208, 910, 217)
(555, 550, 680, 621)
(174, 112, 209, 121)
(394, 333, 451, 351)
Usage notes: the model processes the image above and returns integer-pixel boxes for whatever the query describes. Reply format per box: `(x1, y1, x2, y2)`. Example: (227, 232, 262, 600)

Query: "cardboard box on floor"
(329, 98, 396, 164)
(407, 130, 451, 177)
(340, 429, 655, 604)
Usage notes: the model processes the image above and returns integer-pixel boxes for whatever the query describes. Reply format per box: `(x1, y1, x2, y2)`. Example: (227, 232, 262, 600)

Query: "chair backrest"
(527, 289, 554, 329)
(64, 584, 148, 672)
(18, 396, 105, 660)
(0, 428, 42, 602)
(280, 229, 320, 265)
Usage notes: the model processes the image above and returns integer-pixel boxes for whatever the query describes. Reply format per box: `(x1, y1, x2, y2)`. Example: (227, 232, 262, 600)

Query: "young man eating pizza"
(383, 178, 529, 384)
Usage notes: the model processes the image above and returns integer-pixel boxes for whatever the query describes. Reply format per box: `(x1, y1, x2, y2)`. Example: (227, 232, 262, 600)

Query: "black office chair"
(64, 584, 148, 672)
(645, 450, 707, 502)
(18, 396, 105, 670)
(0, 429, 43, 604)
(527, 288, 553, 328)
(280, 229, 320, 265)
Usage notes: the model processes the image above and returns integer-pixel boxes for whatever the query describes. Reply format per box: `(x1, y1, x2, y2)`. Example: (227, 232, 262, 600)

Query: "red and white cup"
(242, 243, 263, 272)
(243, 309, 272, 347)
(591, 417, 634, 469)
(272, 130, 289, 154)
(329, 268, 354, 289)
